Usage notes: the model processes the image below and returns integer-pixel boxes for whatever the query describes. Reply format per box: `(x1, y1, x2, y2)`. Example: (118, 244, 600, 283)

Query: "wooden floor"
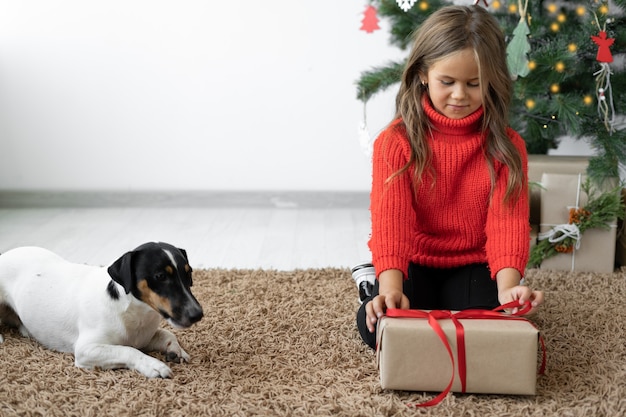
(0, 192, 372, 270)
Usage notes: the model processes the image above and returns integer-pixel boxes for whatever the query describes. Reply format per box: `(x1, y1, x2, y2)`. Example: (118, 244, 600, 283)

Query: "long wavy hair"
(393, 5, 524, 204)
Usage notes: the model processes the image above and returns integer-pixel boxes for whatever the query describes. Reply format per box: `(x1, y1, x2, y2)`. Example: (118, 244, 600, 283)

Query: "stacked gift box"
(527, 154, 625, 273)
(527, 155, 590, 232)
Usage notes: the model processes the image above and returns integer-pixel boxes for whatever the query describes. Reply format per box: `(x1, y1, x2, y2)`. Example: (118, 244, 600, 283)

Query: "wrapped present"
(527, 155, 589, 227)
(534, 173, 620, 273)
(376, 303, 544, 405)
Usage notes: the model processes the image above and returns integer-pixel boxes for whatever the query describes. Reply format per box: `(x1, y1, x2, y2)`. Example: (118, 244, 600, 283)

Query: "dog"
(0, 242, 203, 378)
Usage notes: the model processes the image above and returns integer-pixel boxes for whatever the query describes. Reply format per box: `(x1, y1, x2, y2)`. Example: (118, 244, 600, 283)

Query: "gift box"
(538, 173, 618, 273)
(527, 155, 589, 227)
(376, 308, 541, 397)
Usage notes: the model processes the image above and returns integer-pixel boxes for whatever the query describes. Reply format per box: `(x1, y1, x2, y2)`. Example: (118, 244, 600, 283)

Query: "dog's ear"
(107, 251, 134, 294)
(178, 247, 188, 262)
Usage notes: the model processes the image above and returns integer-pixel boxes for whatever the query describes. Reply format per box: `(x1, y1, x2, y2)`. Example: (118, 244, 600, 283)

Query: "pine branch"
(356, 61, 405, 102)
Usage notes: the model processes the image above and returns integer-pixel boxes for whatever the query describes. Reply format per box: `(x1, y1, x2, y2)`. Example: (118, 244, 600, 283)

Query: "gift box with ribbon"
(376, 302, 544, 406)
(527, 155, 590, 227)
(536, 173, 619, 273)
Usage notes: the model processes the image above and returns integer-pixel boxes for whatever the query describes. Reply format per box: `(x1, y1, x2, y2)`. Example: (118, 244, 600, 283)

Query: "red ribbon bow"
(384, 301, 546, 407)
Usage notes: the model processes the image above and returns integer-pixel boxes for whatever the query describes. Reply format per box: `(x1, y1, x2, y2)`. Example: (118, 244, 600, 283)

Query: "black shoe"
(358, 281, 373, 303)
(351, 263, 376, 304)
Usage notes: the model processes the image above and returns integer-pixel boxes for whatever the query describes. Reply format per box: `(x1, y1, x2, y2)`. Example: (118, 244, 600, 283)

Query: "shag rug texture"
(0, 267, 625, 417)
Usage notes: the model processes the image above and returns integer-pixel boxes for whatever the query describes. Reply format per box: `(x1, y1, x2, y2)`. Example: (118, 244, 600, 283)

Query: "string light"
(583, 95, 594, 106)
(491, 0, 502, 10)
(526, 99, 536, 109)
(528, 60, 537, 71)
(557, 13, 566, 23)
(551, 22, 560, 32)
(508, 3, 518, 14)
(547, 3, 557, 13)
(550, 84, 560, 94)
(568, 43, 578, 53)
(576, 6, 586, 16)
(555, 61, 566, 72)
(419, 1, 429, 11)
(598, 5, 609, 15)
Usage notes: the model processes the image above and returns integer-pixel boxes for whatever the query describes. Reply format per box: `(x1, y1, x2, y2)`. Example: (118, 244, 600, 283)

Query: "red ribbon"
(383, 301, 546, 407)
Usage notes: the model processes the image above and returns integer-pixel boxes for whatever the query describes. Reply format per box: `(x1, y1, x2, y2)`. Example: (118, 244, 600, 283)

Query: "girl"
(356, 5, 544, 349)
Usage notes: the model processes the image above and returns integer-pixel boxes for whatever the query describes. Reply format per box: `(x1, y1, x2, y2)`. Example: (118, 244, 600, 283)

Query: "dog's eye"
(154, 272, 167, 281)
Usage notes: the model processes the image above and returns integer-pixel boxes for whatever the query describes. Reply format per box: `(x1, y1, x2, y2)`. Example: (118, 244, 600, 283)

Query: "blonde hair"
(393, 5, 524, 203)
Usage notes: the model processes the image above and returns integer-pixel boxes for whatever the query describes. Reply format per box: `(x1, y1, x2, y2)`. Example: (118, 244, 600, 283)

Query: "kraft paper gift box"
(376, 309, 541, 396)
(539, 173, 617, 273)
(527, 155, 589, 227)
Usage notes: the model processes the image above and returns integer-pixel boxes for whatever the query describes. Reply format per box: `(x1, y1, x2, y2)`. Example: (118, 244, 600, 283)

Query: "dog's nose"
(188, 306, 203, 324)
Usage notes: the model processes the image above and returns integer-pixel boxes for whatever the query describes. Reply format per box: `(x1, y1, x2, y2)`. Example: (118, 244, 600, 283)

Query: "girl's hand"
(498, 285, 544, 315)
(364, 290, 410, 333)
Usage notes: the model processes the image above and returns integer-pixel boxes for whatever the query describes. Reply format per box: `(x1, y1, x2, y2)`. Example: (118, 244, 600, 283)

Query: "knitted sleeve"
(368, 123, 416, 279)
(485, 128, 531, 278)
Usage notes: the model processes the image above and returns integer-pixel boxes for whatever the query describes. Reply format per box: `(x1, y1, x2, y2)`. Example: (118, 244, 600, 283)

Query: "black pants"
(356, 263, 499, 350)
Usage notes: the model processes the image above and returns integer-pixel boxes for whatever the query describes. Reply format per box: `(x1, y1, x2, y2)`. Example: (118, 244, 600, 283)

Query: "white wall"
(0, 1, 404, 192)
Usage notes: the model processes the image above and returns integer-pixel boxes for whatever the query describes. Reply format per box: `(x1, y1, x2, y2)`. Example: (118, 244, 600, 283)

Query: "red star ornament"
(591, 31, 614, 63)
(360, 5, 380, 33)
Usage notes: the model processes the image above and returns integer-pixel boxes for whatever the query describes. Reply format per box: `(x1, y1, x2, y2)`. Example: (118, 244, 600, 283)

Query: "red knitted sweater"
(368, 99, 530, 279)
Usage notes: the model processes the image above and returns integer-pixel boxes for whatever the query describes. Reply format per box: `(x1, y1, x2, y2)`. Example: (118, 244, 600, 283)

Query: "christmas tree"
(357, 0, 626, 182)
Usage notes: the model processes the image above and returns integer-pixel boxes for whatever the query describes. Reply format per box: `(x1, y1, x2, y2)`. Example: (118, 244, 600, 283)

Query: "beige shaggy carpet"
(0, 267, 625, 416)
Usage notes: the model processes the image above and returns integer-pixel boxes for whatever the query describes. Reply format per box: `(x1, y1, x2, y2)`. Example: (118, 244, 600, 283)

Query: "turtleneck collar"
(422, 95, 484, 136)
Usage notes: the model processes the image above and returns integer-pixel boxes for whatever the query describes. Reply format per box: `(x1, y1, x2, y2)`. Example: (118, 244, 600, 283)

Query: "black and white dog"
(0, 242, 203, 378)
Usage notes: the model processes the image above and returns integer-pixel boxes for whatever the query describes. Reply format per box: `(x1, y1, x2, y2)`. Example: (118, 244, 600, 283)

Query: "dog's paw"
(135, 356, 172, 378)
(165, 346, 190, 364)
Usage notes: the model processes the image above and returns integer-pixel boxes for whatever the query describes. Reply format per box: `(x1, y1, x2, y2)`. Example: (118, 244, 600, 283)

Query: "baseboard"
(0, 190, 370, 209)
